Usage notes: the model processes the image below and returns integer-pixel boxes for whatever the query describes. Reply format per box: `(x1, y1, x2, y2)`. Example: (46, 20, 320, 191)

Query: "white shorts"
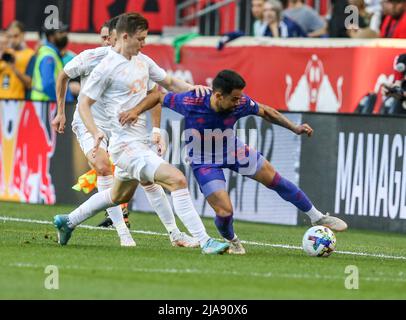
(72, 122, 110, 156)
(110, 141, 166, 183)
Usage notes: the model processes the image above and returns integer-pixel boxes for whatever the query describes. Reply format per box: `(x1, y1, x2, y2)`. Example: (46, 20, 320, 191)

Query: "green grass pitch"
(0, 202, 405, 299)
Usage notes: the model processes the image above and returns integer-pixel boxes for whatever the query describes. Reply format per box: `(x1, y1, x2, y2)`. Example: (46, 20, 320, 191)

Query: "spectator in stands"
(328, 0, 349, 37)
(0, 21, 35, 100)
(252, 0, 267, 36)
(263, 0, 306, 37)
(0, 32, 7, 52)
(284, 0, 327, 37)
(347, 0, 380, 38)
(0, 33, 10, 96)
(31, 22, 68, 101)
(380, 0, 406, 38)
(365, 0, 383, 33)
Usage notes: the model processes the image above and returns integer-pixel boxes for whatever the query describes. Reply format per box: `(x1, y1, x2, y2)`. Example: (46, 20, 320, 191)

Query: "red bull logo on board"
(0, 100, 56, 204)
(285, 55, 344, 113)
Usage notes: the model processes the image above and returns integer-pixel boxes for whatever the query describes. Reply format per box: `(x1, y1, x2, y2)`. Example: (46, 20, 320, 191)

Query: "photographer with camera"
(381, 53, 406, 114)
(0, 21, 35, 100)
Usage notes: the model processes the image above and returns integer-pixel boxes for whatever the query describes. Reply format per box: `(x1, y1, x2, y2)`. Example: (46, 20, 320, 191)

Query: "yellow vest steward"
(31, 45, 63, 101)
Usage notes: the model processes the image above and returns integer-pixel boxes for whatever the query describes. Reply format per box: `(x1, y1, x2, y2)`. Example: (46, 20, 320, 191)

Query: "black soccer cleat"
(122, 205, 131, 229)
(97, 208, 131, 229)
(97, 211, 113, 228)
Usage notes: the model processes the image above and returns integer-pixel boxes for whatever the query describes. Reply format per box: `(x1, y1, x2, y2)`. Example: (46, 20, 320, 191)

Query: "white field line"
(1, 215, 406, 261)
(240, 239, 406, 261)
(7, 262, 406, 284)
(0, 216, 164, 236)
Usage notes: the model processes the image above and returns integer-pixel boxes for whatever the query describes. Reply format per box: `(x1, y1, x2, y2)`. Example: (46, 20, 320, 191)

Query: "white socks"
(97, 176, 127, 227)
(171, 188, 210, 247)
(98, 176, 133, 242)
(305, 206, 324, 223)
(67, 187, 134, 243)
(143, 184, 178, 233)
(67, 175, 133, 243)
(68, 189, 115, 228)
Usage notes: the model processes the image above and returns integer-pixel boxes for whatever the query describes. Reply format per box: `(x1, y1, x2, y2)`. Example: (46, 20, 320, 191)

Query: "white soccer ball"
(302, 226, 336, 257)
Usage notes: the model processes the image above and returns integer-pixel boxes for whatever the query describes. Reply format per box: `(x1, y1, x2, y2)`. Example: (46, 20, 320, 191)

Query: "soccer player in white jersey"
(100, 21, 110, 47)
(54, 16, 135, 230)
(53, 13, 229, 254)
(52, 16, 203, 248)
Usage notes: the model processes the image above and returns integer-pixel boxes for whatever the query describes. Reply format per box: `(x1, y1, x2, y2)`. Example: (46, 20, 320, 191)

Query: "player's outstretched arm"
(257, 103, 313, 137)
(148, 86, 166, 156)
(52, 71, 70, 134)
(149, 86, 162, 129)
(119, 91, 166, 126)
(158, 76, 211, 97)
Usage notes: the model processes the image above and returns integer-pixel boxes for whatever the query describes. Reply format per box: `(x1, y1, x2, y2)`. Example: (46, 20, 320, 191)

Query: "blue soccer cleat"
(201, 238, 230, 255)
(53, 214, 74, 246)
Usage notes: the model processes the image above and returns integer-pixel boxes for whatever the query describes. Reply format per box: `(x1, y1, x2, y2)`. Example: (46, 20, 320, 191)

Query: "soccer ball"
(302, 226, 336, 257)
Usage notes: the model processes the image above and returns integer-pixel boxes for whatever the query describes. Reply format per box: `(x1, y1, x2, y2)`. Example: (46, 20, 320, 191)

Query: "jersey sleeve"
(147, 80, 157, 92)
(162, 92, 192, 116)
(63, 51, 86, 79)
(236, 94, 260, 118)
(142, 54, 167, 83)
(82, 60, 112, 101)
(64, 47, 108, 79)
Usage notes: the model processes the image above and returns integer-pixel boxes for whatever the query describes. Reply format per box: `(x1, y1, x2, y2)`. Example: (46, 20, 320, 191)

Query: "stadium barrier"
(299, 113, 406, 233)
(139, 37, 406, 115)
(131, 111, 406, 233)
(24, 35, 406, 115)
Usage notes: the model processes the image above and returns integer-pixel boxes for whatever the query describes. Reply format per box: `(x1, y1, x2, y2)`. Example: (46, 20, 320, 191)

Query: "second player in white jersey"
(65, 46, 111, 132)
(82, 49, 167, 154)
(53, 17, 200, 248)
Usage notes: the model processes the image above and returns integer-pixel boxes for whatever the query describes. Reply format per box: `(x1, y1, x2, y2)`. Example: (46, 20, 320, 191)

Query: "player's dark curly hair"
(212, 70, 246, 96)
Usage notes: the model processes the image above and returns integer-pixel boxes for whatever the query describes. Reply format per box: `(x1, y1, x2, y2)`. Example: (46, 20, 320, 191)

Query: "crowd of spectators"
(251, 0, 406, 39)
(2, 1, 406, 102)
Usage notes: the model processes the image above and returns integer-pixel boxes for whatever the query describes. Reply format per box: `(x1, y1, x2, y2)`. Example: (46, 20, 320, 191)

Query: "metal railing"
(176, 0, 241, 36)
(175, 0, 331, 36)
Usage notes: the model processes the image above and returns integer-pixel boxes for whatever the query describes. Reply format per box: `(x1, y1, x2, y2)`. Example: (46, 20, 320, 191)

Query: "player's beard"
(217, 104, 233, 114)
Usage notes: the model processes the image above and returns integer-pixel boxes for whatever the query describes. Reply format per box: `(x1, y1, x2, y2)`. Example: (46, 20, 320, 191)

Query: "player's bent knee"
(162, 169, 188, 190)
(93, 161, 112, 176)
(111, 192, 131, 204)
(171, 174, 187, 190)
(214, 206, 233, 217)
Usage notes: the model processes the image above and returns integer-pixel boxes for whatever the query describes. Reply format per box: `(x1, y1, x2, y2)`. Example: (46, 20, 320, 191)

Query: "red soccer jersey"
(381, 13, 406, 38)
